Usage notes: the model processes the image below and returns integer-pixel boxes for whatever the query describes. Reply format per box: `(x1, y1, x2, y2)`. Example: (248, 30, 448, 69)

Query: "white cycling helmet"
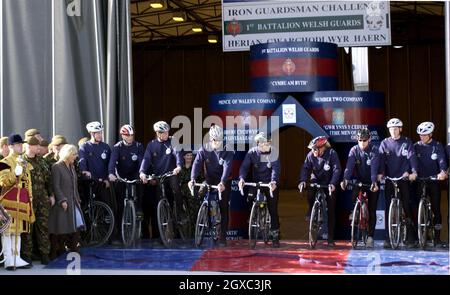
(254, 132, 268, 143)
(386, 118, 403, 128)
(153, 121, 170, 132)
(209, 124, 223, 141)
(120, 124, 134, 135)
(416, 121, 434, 135)
(86, 121, 103, 133)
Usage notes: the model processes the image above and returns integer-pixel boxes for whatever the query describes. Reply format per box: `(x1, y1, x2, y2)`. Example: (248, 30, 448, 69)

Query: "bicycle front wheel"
(248, 202, 259, 249)
(194, 202, 209, 247)
(417, 199, 428, 249)
(309, 201, 321, 249)
(388, 199, 401, 249)
(121, 200, 136, 247)
(351, 201, 361, 249)
(81, 201, 115, 247)
(157, 198, 174, 247)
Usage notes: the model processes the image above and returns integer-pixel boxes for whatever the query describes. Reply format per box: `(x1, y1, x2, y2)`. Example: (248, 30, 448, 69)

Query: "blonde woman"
(48, 144, 84, 259)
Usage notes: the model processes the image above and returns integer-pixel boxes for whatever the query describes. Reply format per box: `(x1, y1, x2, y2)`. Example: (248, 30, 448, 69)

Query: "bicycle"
(239, 182, 273, 249)
(79, 179, 115, 247)
(416, 176, 438, 250)
(348, 182, 371, 249)
(147, 171, 190, 247)
(115, 175, 142, 247)
(190, 181, 222, 247)
(385, 176, 409, 250)
(300, 183, 331, 249)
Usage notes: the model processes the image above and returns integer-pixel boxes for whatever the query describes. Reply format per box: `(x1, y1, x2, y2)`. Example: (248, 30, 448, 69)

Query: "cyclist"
(108, 124, 145, 238)
(340, 128, 380, 248)
(188, 124, 234, 247)
(378, 118, 418, 248)
(298, 136, 341, 247)
(413, 121, 447, 247)
(238, 132, 280, 247)
(139, 121, 183, 239)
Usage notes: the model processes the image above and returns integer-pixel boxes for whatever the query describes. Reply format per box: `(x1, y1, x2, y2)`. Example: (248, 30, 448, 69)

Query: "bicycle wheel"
(157, 198, 174, 247)
(417, 199, 428, 249)
(309, 201, 321, 249)
(121, 200, 136, 247)
(351, 201, 361, 249)
(194, 202, 209, 247)
(262, 206, 271, 244)
(174, 198, 191, 241)
(388, 199, 401, 249)
(81, 201, 115, 247)
(360, 202, 369, 245)
(248, 202, 259, 249)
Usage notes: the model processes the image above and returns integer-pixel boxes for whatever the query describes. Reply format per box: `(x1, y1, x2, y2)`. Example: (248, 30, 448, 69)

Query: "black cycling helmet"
(356, 128, 371, 141)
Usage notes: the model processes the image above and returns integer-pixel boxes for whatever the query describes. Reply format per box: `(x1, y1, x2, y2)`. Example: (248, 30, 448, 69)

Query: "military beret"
(24, 128, 40, 138)
(78, 137, 89, 147)
(39, 140, 49, 147)
(27, 137, 40, 146)
(8, 134, 25, 145)
(51, 136, 68, 146)
(0, 136, 8, 146)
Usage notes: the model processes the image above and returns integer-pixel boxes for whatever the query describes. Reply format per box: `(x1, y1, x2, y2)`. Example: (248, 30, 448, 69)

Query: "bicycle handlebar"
(384, 176, 409, 182)
(146, 171, 175, 181)
(239, 182, 273, 199)
(299, 183, 332, 196)
(416, 176, 438, 181)
(190, 181, 222, 201)
(115, 175, 140, 184)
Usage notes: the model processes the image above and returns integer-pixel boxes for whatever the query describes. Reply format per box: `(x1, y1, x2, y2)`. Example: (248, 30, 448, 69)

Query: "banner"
(222, 0, 391, 51)
(250, 42, 338, 92)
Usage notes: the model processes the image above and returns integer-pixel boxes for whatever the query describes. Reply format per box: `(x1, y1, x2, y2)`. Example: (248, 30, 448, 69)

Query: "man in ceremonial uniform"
(0, 134, 35, 270)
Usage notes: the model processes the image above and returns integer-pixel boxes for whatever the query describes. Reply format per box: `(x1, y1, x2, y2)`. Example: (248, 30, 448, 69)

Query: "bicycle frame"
(191, 182, 222, 247)
(385, 176, 409, 249)
(417, 176, 438, 249)
(301, 183, 331, 249)
(350, 182, 371, 249)
(240, 182, 273, 248)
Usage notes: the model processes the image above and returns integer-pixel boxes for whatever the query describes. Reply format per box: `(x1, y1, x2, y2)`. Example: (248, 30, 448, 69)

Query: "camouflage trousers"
(21, 197, 50, 258)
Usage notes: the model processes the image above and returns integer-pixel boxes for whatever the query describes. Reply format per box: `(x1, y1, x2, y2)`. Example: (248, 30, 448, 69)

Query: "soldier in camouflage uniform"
(21, 137, 53, 265)
(38, 140, 49, 157)
(179, 150, 203, 236)
(44, 135, 68, 167)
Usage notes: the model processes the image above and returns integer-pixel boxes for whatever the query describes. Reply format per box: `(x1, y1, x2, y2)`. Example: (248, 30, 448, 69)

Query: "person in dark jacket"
(298, 136, 341, 247)
(48, 144, 85, 260)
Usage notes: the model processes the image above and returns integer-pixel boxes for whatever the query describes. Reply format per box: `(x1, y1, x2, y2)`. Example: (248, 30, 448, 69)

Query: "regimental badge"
(282, 58, 296, 76)
(431, 153, 437, 160)
(226, 19, 242, 37)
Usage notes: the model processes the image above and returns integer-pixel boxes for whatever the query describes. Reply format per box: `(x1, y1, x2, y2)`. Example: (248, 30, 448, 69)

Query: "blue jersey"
(379, 136, 418, 178)
(191, 143, 234, 184)
(343, 143, 380, 183)
(239, 147, 280, 183)
(139, 137, 183, 175)
(108, 141, 145, 179)
(414, 140, 447, 178)
(299, 148, 341, 186)
(79, 141, 111, 180)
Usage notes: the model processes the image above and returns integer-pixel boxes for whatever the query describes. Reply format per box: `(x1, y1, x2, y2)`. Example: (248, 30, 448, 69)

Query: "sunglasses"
(358, 139, 368, 142)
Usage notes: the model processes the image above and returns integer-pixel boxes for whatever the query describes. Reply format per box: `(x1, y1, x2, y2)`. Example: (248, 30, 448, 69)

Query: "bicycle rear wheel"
(248, 202, 259, 249)
(175, 198, 191, 241)
(194, 202, 209, 247)
(157, 198, 174, 247)
(81, 201, 115, 247)
(388, 199, 401, 249)
(351, 201, 361, 249)
(121, 200, 136, 247)
(417, 199, 428, 249)
(309, 201, 321, 249)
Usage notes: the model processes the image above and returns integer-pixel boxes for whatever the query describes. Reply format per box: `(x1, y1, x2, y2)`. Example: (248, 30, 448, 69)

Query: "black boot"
(271, 229, 280, 248)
